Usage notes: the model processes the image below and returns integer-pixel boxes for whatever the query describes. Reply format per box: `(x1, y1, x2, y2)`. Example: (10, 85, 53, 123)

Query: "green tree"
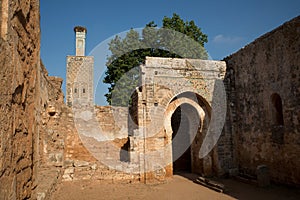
(103, 13, 208, 106)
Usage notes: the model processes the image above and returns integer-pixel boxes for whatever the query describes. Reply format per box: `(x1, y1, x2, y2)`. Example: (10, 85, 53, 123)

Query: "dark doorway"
(171, 106, 192, 173)
(120, 139, 130, 162)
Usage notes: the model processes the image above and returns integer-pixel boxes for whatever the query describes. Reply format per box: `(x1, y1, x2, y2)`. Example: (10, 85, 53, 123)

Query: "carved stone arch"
(164, 97, 206, 139)
(163, 92, 217, 176)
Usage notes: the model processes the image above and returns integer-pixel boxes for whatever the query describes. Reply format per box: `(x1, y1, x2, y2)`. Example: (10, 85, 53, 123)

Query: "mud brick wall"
(0, 0, 41, 198)
(225, 16, 300, 185)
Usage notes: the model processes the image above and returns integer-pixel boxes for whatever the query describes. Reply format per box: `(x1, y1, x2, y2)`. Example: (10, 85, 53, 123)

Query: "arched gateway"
(128, 57, 226, 183)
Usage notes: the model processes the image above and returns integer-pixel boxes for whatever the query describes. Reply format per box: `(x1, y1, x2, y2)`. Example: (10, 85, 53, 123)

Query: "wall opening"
(171, 106, 191, 173)
(271, 93, 284, 126)
(120, 139, 130, 162)
(270, 93, 284, 144)
(164, 92, 216, 177)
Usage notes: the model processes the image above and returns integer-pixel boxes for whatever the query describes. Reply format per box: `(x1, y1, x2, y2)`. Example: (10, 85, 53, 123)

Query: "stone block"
(37, 192, 46, 200)
(90, 164, 97, 170)
(74, 160, 90, 167)
(64, 167, 75, 175)
(256, 165, 270, 187)
(62, 174, 73, 181)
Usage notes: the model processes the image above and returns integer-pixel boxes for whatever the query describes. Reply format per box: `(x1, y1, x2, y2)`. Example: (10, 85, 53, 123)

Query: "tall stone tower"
(66, 26, 94, 107)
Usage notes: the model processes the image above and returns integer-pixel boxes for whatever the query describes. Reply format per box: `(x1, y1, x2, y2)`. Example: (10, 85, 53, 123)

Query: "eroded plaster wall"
(62, 105, 140, 183)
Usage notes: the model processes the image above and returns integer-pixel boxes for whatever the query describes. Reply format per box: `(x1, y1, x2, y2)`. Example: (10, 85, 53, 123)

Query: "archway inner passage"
(171, 103, 200, 173)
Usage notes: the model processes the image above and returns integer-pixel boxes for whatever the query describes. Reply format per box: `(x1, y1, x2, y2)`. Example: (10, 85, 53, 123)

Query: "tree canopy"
(103, 13, 208, 106)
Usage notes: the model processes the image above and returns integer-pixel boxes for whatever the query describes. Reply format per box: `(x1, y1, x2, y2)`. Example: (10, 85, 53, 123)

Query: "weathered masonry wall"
(1, 0, 9, 39)
(0, 0, 41, 199)
(63, 106, 139, 183)
(37, 64, 67, 199)
(225, 16, 300, 185)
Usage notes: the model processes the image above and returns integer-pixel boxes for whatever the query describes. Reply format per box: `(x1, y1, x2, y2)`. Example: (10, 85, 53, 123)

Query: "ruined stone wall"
(220, 67, 238, 176)
(225, 16, 300, 185)
(0, 0, 40, 198)
(62, 105, 139, 183)
(0, 1, 72, 198)
(35, 63, 67, 199)
(95, 106, 129, 139)
(39, 63, 65, 168)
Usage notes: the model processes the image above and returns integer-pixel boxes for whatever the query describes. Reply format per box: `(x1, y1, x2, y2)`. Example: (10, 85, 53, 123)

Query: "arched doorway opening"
(171, 103, 200, 173)
(164, 92, 217, 177)
(271, 93, 284, 126)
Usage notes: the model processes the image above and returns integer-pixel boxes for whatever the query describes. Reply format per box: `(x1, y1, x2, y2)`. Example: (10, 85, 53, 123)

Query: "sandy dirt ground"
(51, 174, 300, 200)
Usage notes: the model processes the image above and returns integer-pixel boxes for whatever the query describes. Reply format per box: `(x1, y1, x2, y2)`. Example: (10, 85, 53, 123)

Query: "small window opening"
(83, 88, 86, 93)
(74, 88, 77, 93)
(271, 93, 284, 126)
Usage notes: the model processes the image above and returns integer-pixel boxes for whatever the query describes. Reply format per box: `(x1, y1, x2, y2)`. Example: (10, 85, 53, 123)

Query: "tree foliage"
(103, 13, 208, 106)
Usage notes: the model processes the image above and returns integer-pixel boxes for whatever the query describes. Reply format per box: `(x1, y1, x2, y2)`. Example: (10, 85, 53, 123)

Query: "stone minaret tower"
(74, 26, 86, 56)
(66, 26, 94, 107)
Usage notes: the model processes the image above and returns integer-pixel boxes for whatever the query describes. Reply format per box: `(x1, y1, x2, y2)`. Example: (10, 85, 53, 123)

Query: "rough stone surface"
(0, 0, 41, 199)
(62, 105, 140, 183)
(225, 16, 300, 185)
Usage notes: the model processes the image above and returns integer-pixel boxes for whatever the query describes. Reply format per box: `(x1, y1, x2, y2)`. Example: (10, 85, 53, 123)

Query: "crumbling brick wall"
(0, 1, 68, 198)
(63, 105, 139, 183)
(225, 16, 300, 185)
(0, 0, 41, 198)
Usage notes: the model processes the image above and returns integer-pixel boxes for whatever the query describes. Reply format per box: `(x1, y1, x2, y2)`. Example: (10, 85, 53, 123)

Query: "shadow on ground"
(176, 172, 300, 200)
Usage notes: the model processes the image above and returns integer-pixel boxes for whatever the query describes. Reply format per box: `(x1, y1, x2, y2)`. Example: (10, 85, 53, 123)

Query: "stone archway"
(164, 94, 216, 177)
(171, 103, 198, 173)
(133, 57, 226, 182)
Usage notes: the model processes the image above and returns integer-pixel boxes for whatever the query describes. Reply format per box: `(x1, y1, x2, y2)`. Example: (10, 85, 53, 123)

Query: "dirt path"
(51, 174, 300, 200)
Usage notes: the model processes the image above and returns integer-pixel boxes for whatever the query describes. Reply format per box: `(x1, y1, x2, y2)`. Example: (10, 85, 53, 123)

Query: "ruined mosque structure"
(0, 0, 299, 199)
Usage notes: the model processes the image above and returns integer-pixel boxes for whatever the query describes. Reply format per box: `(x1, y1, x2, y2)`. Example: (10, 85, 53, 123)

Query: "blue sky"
(40, 0, 300, 105)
